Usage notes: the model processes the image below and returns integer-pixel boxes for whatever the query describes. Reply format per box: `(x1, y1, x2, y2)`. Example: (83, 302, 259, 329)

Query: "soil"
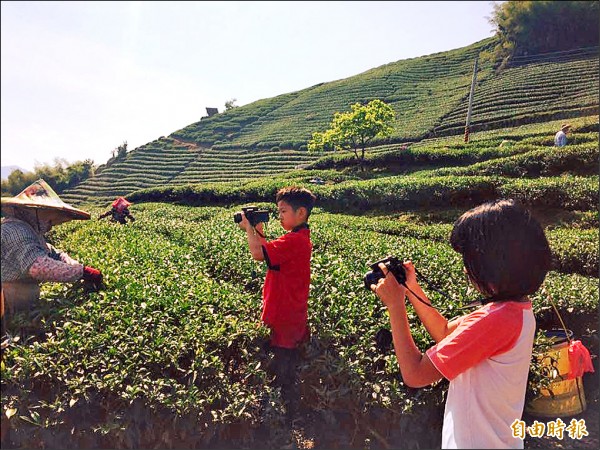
(284, 378, 599, 449)
(524, 392, 599, 450)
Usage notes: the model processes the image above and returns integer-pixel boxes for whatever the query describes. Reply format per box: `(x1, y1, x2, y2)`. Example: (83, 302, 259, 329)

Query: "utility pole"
(464, 57, 479, 143)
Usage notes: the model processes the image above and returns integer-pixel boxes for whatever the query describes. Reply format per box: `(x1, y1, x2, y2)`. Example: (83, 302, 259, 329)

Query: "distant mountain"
(1, 165, 28, 180)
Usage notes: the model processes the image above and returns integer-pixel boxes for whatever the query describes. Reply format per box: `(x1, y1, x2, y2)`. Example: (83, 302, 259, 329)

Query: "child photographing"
(236, 186, 316, 421)
(370, 199, 552, 449)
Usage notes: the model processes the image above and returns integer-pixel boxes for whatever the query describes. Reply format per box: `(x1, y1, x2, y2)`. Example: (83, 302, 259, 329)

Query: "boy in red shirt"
(237, 186, 316, 421)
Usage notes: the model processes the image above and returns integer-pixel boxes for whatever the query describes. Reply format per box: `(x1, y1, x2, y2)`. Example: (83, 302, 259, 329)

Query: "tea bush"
(3, 203, 596, 448)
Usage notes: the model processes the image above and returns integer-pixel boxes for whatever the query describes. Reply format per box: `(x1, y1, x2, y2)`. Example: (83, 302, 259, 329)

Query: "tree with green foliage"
(112, 140, 128, 159)
(308, 99, 396, 166)
(66, 159, 96, 186)
(2, 169, 36, 196)
(224, 98, 238, 111)
(1, 158, 97, 196)
(487, 1, 599, 65)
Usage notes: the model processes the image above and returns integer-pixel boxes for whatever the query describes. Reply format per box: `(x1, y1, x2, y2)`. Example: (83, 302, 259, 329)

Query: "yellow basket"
(525, 330, 587, 417)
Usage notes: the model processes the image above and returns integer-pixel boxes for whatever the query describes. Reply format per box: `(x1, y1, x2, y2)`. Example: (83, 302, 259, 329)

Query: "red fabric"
(261, 228, 312, 349)
(82, 266, 104, 291)
(112, 197, 131, 213)
(567, 340, 595, 379)
(426, 301, 531, 381)
(82, 266, 102, 283)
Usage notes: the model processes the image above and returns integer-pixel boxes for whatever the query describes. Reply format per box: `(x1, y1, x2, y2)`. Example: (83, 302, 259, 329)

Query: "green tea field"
(2, 116, 598, 449)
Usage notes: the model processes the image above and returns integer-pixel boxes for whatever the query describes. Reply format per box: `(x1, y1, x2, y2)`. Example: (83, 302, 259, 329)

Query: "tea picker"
(99, 197, 136, 224)
(1, 179, 104, 334)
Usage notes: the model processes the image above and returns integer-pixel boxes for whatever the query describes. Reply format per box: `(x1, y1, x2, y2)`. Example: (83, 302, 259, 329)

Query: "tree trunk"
(360, 146, 366, 171)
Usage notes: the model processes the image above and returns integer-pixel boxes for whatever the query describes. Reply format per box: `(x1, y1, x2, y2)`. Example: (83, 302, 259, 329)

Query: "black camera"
(364, 256, 407, 289)
(233, 206, 270, 226)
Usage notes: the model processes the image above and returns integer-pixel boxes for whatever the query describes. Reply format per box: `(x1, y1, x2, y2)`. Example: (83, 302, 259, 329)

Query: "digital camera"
(364, 256, 407, 289)
(233, 206, 270, 226)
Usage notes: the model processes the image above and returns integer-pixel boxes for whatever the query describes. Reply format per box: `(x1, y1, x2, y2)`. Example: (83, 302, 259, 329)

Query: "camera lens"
(233, 212, 242, 223)
(364, 270, 383, 290)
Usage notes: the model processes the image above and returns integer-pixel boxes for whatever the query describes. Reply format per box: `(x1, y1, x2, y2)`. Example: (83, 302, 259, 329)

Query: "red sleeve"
(425, 303, 524, 381)
(262, 233, 298, 268)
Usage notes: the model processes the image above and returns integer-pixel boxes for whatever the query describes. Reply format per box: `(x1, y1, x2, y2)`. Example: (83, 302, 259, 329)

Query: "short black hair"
(275, 186, 316, 217)
(450, 199, 552, 301)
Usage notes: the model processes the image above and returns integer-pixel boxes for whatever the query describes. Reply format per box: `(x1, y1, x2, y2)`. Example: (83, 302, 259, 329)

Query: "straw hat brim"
(1, 179, 90, 224)
(1, 199, 90, 222)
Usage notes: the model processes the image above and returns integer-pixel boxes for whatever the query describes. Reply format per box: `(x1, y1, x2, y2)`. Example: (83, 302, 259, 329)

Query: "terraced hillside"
(127, 115, 599, 214)
(433, 46, 599, 135)
(62, 40, 598, 205)
(169, 147, 322, 185)
(62, 138, 200, 205)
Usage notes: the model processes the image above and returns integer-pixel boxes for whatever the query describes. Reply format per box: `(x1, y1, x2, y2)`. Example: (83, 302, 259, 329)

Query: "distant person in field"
(1, 179, 104, 325)
(554, 123, 572, 147)
(99, 197, 136, 224)
(370, 199, 552, 449)
(237, 186, 316, 423)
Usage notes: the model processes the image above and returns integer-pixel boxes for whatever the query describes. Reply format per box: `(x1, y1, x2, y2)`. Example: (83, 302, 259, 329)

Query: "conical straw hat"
(1, 179, 90, 223)
(111, 197, 131, 212)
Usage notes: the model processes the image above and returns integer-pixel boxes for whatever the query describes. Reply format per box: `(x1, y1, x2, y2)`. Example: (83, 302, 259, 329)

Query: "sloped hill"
(61, 39, 599, 205)
(169, 147, 322, 185)
(62, 139, 200, 205)
(433, 46, 599, 135)
(172, 39, 491, 148)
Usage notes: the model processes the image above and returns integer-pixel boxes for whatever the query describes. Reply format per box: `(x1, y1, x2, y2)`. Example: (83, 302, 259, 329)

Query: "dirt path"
(170, 136, 201, 149)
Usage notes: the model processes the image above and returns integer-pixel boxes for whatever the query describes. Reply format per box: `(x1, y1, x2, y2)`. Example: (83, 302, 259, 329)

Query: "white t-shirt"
(426, 301, 535, 449)
(554, 130, 567, 147)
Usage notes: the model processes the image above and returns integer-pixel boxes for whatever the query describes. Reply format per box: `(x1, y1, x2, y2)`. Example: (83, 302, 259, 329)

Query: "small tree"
(224, 98, 238, 111)
(308, 99, 396, 166)
(111, 141, 128, 159)
(117, 141, 128, 158)
(66, 159, 96, 187)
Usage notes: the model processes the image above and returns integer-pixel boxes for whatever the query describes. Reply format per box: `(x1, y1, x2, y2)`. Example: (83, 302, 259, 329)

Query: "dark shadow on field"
(325, 206, 598, 230)
(1, 330, 444, 449)
(276, 336, 445, 450)
(1, 280, 94, 347)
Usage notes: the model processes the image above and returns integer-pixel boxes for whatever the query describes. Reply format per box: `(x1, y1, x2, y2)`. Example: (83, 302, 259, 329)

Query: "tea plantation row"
(2, 203, 597, 448)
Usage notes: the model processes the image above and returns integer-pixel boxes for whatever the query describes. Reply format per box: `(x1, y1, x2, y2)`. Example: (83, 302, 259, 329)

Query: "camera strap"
(403, 267, 456, 310)
(401, 267, 479, 312)
(253, 226, 266, 239)
(413, 267, 455, 303)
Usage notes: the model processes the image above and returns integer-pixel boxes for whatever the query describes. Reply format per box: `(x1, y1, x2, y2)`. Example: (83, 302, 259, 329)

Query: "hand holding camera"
(364, 256, 407, 289)
(234, 206, 270, 228)
(365, 256, 408, 309)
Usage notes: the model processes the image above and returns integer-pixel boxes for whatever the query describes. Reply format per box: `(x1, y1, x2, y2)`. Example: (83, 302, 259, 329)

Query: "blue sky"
(1, 1, 498, 172)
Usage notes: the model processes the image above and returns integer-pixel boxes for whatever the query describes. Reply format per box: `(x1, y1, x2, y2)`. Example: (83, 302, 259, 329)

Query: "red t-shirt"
(261, 225, 312, 349)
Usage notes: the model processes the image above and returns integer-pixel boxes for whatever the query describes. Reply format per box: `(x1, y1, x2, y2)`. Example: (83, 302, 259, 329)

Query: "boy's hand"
(254, 222, 264, 236)
(237, 213, 265, 237)
(371, 262, 407, 311)
(237, 213, 250, 231)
